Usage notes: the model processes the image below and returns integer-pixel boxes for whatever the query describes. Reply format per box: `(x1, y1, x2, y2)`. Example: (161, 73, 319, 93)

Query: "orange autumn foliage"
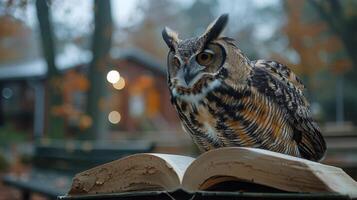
(52, 70, 89, 118)
(281, 0, 352, 76)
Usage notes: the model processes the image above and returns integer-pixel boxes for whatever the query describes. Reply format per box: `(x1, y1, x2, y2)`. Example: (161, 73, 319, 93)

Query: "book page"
(182, 147, 357, 198)
(149, 154, 195, 182)
(67, 153, 194, 196)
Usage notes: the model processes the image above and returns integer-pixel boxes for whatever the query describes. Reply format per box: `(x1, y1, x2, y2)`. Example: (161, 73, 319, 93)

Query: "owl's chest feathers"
(172, 80, 246, 147)
(171, 79, 223, 145)
(172, 81, 294, 151)
(175, 97, 224, 149)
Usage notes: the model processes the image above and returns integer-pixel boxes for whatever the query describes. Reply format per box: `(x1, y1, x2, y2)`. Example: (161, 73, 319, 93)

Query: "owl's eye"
(196, 50, 214, 66)
(172, 57, 181, 68)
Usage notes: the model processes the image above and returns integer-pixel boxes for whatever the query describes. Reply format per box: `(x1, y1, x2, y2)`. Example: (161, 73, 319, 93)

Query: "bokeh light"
(106, 70, 120, 84)
(113, 77, 126, 90)
(2, 88, 13, 99)
(108, 111, 121, 124)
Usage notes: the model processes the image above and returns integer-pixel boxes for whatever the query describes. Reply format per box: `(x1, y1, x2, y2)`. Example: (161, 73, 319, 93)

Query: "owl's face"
(162, 14, 229, 94)
(167, 39, 226, 88)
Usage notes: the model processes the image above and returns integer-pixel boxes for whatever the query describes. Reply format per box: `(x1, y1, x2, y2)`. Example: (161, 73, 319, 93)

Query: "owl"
(162, 14, 326, 161)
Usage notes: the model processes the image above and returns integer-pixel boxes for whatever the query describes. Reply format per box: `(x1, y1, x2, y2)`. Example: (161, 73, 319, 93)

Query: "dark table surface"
(58, 190, 353, 200)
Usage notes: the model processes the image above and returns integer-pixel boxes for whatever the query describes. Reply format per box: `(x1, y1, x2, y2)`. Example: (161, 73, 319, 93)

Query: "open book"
(67, 147, 357, 198)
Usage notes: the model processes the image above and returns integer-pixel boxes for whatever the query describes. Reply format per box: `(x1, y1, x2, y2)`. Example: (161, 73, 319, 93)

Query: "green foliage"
(19, 153, 32, 165)
(0, 124, 26, 172)
(0, 124, 27, 146)
(0, 152, 8, 171)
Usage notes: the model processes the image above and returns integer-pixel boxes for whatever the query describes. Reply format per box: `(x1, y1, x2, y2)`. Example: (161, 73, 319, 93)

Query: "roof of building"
(111, 48, 166, 76)
(0, 44, 91, 80)
(0, 46, 166, 81)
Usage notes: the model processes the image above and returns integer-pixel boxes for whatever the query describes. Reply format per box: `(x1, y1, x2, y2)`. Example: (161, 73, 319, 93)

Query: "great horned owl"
(162, 14, 326, 161)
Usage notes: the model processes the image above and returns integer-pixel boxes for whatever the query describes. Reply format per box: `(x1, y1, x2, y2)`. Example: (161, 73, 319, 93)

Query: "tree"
(0, 15, 33, 62)
(281, 0, 351, 82)
(308, 0, 357, 123)
(36, 0, 64, 138)
(309, 0, 357, 69)
(279, 0, 356, 123)
(85, 0, 113, 139)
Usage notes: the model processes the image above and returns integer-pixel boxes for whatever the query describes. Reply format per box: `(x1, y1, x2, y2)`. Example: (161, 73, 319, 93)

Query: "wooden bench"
(2, 140, 154, 200)
(323, 135, 357, 180)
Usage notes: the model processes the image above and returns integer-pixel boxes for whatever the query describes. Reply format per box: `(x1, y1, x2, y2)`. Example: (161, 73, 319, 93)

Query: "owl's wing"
(252, 60, 305, 93)
(250, 59, 326, 161)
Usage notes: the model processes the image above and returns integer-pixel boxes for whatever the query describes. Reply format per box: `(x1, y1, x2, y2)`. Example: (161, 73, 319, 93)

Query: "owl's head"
(162, 14, 234, 96)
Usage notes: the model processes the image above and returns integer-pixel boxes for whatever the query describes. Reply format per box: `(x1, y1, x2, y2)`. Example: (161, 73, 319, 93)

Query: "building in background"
(109, 48, 179, 133)
(0, 47, 182, 140)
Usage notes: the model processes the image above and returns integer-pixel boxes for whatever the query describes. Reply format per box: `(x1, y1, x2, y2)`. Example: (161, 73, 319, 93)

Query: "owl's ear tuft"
(202, 14, 229, 43)
(162, 27, 179, 50)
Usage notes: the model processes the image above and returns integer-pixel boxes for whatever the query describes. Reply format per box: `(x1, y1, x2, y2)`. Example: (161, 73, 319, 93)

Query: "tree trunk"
(85, 0, 113, 139)
(36, 0, 64, 138)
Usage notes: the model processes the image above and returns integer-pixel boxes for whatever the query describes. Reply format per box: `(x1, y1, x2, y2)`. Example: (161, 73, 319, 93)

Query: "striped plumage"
(162, 14, 326, 161)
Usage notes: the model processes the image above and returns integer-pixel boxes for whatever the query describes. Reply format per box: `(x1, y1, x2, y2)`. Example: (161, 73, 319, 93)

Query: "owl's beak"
(183, 67, 199, 86)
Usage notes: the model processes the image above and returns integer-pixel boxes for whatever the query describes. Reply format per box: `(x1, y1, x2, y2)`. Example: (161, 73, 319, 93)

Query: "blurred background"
(0, 0, 356, 199)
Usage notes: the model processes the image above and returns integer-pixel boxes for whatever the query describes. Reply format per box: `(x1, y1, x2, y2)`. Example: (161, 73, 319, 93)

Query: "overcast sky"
(13, 0, 278, 29)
